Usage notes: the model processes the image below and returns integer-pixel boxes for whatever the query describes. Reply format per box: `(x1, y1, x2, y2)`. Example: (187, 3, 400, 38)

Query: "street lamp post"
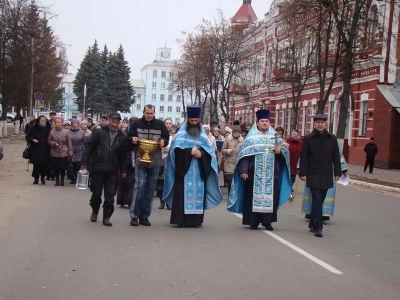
(28, 37, 35, 116)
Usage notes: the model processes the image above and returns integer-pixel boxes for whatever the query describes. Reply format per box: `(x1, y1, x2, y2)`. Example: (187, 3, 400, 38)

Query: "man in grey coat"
(299, 114, 341, 238)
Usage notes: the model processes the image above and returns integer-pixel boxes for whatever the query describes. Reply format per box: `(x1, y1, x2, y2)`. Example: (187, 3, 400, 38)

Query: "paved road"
(1, 142, 399, 299)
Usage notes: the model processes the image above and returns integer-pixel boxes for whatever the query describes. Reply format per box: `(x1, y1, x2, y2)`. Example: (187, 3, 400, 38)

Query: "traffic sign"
(34, 92, 43, 100)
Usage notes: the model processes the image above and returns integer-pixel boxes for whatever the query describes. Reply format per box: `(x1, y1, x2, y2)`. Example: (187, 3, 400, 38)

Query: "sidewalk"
(348, 164, 400, 184)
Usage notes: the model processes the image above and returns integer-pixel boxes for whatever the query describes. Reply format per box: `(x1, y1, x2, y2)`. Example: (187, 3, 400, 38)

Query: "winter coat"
(26, 122, 51, 165)
(127, 116, 169, 168)
(299, 129, 341, 189)
(221, 136, 243, 174)
(81, 125, 127, 174)
(364, 142, 378, 157)
(48, 128, 73, 158)
(24, 121, 35, 135)
(287, 137, 302, 175)
(68, 128, 85, 163)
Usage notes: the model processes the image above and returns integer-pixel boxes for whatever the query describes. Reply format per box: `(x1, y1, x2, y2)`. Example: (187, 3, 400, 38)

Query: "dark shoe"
(40, 176, 45, 185)
(90, 210, 99, 222)
(158, 201, 165, 209)
(139, 218, 151, 226)
(55, 179, 59, 186)
(130, 218, 139, 226)
(102, 209, 113, 227)
(70, 180, 76, 184)
(166, 204, 172, 210)
(33, 178, 39, 184)
(309, 227, 315, 233)
(264, 223, 274, 231)
(250, 225, 258, 230)
(314, 230, 323, 238)
(60, 179, 65, 186)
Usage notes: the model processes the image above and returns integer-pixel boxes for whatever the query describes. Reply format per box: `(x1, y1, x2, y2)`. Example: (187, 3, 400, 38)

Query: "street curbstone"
(350, 180, 400, 193)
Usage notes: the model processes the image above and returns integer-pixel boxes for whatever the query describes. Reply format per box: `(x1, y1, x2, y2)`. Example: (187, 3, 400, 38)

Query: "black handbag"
(22, 144, 31, 160)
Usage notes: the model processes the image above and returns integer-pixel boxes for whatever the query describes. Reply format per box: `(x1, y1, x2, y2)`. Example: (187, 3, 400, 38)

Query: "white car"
(7, 114, 15, 123)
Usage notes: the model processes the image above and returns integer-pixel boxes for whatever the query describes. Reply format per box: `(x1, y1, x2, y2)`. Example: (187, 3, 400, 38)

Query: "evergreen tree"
(107, 45, 134, 112)
(73, 40, 107, 115)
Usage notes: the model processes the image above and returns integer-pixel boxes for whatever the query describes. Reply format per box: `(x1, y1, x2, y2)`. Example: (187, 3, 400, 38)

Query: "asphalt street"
(0, 142, 399, 299)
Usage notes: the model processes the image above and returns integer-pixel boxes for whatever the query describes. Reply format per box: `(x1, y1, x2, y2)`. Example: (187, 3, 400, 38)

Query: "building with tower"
(229, 0, 400, 169)
(130, 47, 183, 124)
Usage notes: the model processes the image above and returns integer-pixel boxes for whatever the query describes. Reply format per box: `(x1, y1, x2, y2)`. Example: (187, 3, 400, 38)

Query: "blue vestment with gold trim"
(301, 149, 348, 216)
(162, 122, 222, 213)
(227, 125, 292, 213)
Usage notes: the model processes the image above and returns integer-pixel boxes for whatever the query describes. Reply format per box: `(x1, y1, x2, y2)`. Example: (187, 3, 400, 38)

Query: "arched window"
(368, 6, 379, 44)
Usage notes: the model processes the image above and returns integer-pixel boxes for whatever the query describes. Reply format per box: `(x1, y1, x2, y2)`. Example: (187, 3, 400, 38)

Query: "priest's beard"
(186, 122, 201, 137)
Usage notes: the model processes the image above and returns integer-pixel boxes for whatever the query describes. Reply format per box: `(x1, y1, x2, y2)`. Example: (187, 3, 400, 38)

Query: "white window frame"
(152, 82, 157, 88)
(159, 106, 164, 112)
(161, 71, 166, 78)
(176, 107, 181, 113)
(152, 94, 156, 100)
(302, 104, 307, 136)
(359, 94, 369, 136)
(168, 95, 173, 101)
(161, 82, 166, 89)
(160, 94, 165, 101)
(177, 95, 181, 102)
(167, 106, 172, 112)
(153, 70, 157, 78)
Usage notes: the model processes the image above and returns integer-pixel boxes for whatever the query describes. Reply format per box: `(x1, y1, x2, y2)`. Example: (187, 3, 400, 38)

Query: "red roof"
(232, 2, 258, 22)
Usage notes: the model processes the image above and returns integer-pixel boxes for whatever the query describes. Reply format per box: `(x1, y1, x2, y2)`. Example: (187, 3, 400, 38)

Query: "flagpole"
(83, 84, 86, 118)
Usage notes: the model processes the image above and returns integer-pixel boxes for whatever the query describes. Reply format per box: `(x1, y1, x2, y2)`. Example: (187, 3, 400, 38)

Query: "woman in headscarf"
(48, 117, 72, 186)
(68, 119, 85, 184)
(26, 116, 51, 184)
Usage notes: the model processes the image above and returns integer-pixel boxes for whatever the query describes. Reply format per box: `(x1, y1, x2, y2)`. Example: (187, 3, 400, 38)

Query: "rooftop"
(232, 0, 258, 22)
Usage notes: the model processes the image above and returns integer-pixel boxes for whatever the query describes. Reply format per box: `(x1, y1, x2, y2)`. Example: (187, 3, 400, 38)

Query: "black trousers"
(224, 173, 233, 196)
(89, 171, 118, 212)
(364, 156, 375, 173)
(310, 188, 328, 231)
(290, 174, 297, 186)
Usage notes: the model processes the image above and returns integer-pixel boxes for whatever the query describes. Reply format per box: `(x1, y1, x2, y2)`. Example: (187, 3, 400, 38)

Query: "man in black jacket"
(363, 137, 378, 174)
(299, 114, 341, 238)
(128, 104, 169, 226)
(81, 113, 127, 227)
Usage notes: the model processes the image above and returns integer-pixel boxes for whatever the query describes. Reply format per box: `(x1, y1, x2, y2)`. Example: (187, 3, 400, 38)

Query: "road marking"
(232, 213, 343, 275)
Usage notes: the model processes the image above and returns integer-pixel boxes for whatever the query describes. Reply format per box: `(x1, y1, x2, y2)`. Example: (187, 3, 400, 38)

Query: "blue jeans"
(129, 164, 160, 219)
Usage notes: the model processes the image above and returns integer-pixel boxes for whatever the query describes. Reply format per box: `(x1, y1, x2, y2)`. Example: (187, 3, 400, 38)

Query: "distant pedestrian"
(286, 130, 302, 185)
(24, 115, 35, 135)
(26, 116, 51, 185)
(48, 117, 73, 187)
(299, 114, 341, 238)
(363, 137, 378, 174)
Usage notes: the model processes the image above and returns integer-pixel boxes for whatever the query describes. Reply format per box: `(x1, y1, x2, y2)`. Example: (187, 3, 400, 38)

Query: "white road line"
(232, 213, 343, 275)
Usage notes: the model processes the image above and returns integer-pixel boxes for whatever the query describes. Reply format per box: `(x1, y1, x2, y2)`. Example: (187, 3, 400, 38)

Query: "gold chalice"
(138, 139, 158, 163)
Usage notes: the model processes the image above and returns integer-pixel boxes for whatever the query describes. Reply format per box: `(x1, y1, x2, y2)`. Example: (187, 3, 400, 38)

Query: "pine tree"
(73, 40, 107, 116)
(107, 45, 134, 112)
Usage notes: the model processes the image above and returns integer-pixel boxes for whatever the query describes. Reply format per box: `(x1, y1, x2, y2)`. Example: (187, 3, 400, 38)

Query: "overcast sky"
(41, 0, 273, 79)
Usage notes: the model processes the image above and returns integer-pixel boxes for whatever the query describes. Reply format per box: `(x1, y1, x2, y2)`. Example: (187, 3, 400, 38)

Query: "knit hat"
(232, 125, 241, 133)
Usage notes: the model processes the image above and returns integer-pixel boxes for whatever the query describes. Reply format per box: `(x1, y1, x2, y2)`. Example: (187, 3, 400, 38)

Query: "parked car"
(0, 140, 3, 161)
(6, 114, 15, 123)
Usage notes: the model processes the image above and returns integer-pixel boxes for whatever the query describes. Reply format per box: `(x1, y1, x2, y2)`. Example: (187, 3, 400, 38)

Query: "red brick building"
(230, 0, 400, 169)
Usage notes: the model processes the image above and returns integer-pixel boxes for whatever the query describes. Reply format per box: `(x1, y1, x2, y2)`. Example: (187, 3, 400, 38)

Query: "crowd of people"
(24, 104, 359, 238)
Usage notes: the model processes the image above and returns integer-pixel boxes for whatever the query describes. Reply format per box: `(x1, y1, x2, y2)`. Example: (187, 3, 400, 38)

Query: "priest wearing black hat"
(163, 106, 223, 227)
(228, 109, 292, 231)
(299, 113, 341, 238)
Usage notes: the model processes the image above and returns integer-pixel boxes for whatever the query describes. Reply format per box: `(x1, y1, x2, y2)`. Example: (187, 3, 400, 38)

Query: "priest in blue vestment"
(162, 106, 222, 227)
(227, 109, 292, 230)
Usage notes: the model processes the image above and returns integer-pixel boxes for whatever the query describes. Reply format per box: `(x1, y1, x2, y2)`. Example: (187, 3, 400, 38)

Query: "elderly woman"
(63, 120, 71, 131)
(68, 119, 85, 184)
(48, 117, 72, 186)
(26, 116, 51, 184)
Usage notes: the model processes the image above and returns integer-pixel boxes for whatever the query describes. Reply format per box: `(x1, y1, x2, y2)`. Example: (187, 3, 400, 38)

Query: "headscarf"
(70, 119, 80, 131)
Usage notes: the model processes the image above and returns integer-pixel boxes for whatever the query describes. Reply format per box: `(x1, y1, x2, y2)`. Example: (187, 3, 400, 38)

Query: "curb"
(350, 179, 400, 193)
